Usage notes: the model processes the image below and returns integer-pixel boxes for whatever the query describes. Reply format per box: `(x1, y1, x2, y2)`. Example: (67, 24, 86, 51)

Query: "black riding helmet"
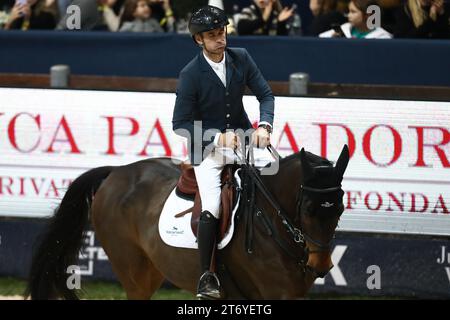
(189, 5, 229, 44)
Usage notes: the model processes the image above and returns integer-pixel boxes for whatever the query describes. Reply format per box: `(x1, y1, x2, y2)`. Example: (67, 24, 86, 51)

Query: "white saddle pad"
(158, 169, 242, 250)
(158, 148, 275, 250)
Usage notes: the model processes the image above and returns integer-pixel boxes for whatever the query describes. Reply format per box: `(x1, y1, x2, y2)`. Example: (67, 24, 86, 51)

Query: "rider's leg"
(193, 152, 223, 299)
(193, 147, 238, 299)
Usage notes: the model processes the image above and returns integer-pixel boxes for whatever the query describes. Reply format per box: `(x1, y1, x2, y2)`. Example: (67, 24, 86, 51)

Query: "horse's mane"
(278, 150, 333, 167)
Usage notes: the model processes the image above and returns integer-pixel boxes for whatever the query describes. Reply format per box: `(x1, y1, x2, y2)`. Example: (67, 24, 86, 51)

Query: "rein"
(234, 146, 340, 277)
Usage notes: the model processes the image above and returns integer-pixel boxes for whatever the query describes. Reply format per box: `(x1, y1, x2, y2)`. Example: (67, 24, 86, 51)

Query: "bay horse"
(25, 145, 349, 299)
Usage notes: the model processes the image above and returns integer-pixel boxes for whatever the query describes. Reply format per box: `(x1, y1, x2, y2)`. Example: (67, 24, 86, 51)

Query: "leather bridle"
(235, 146, 343, 278)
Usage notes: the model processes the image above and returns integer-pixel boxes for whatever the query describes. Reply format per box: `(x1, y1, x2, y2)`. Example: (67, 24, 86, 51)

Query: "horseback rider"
(172, 5, 274, 299)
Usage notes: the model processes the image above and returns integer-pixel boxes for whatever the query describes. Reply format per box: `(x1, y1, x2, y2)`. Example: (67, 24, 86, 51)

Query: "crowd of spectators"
(0, 0, 448, 39)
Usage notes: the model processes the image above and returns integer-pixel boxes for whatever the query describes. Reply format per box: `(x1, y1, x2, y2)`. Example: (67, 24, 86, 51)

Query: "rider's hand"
(218, 132, 240, 149)
(252, 126, 271, 149)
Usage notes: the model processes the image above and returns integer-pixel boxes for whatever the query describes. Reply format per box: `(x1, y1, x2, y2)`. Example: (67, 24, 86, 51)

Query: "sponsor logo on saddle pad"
(166, 226, 184, 236)
(158, 169, 242, 250)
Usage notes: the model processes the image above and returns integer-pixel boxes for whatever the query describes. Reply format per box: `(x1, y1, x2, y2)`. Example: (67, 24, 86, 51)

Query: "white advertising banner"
(0, 88, 449, 235)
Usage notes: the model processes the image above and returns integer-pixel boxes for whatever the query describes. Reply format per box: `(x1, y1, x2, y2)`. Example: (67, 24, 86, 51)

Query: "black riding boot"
(196, 210, 221, 299)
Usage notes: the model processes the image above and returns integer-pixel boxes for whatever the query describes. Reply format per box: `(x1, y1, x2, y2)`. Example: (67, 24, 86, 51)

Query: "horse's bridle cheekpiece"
(234, 146, 342, 279)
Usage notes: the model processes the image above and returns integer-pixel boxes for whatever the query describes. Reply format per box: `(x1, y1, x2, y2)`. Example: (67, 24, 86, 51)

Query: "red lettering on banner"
(315, 123, 356, 159)
(346, 190, 448, 214)
(45, 180, 59, 198)
(431, 195, 449, 214)
(139, 119, 172, 157)
(410, 126, 450, 168)
(103, 116, 139, 155)
(364, 192, 383, 211)
(346, 191, 362, 209)
(276, 123, 299, 153)
(19, 177, 25, 196)
(30, 178, 45, 196)
(386, 192, 405, 212)
(409, 193, 429, 213)
(362, 125, 402, 167)
(45, 116, 81, 154)
(0, 176, 73, 197)
(0, 177, 14, 195)
(7, 113, 41, 153)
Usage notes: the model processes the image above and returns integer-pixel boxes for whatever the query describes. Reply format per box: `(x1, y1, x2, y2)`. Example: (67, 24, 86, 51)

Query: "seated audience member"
(237, 0, 295, 35)
(320, 0, 393, 38)
(3, 0, 57, 30)
(148, 0, 174, 32)
(119, 0, 163, 32)
(0, 0, 14, 28)
(307, 0, 347, 36)
(100, 0, 121, 31)
(394, 0, 450, 38)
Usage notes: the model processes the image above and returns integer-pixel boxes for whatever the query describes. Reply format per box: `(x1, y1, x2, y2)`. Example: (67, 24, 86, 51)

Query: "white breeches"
(193, 146, 275, 218)
(193, 147, 238, 219)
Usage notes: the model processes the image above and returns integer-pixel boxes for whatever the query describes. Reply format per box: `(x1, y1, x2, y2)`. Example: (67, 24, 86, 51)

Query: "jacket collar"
(198, 49, 236, 88)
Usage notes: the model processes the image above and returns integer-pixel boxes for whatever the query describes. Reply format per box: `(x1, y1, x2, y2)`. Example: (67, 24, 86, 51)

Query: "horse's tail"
(24, 166, 114, 300)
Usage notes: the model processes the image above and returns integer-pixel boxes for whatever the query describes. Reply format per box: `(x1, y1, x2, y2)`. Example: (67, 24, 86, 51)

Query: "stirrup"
(196, 271, 221, 300)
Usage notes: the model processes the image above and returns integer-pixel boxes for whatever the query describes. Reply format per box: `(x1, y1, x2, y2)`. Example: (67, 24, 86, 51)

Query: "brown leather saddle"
(174, 162, 239, 242)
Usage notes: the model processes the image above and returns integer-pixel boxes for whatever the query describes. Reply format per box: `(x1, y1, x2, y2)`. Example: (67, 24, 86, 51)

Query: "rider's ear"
(300, 148, 313, 181)
(335, 144, 350, 183)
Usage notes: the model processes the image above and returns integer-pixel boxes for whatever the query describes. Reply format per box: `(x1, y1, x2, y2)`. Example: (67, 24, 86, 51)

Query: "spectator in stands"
(237, 0, 295, 35)
(0, 0, 15, 28)
(148, 0, 175, 32)
(319, 0, 393, 38)
(119, 0, 163, 32)
(56, 0, 116, 30)
(393, 0, 450, 38)
(101, 0, 121, 31)
(3, 0, 58, 30)
(306, 0, 347, 35)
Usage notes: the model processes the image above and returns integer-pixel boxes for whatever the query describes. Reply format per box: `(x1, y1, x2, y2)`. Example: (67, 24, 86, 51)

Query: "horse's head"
(298, 145, 349, 278)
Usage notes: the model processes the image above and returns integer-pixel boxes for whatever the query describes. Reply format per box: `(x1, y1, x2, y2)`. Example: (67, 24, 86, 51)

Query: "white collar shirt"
(203, 52, 226, 87)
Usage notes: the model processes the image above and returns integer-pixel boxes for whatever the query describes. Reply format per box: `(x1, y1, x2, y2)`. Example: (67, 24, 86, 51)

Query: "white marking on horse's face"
(321, 202, 334, 208)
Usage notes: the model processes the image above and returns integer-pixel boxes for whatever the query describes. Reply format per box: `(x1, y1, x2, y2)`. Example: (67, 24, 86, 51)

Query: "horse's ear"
(300, 148, 313, 180)
(335, 144, 350, 182)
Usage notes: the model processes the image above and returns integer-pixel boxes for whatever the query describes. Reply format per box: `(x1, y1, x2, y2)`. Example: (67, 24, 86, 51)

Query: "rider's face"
(196, 27, 227, 55)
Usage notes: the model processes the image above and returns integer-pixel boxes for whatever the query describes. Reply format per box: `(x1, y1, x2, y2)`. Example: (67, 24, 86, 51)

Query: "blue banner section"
(1, 31, 450, 86)
(309, 234, 450, 298)
(1, 218, 449, 298)
(0, 218, 117, 281)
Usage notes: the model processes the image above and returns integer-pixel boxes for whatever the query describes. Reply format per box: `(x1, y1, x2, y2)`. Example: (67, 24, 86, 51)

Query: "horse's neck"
(260, 161, 301, 214)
